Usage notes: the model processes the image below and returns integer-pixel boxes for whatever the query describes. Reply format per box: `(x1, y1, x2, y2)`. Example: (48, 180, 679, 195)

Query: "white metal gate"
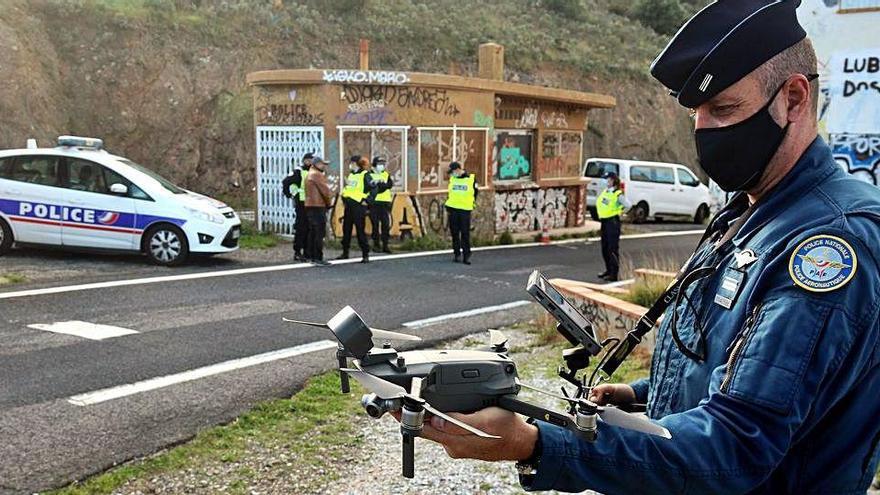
(255, 126, 324, 235)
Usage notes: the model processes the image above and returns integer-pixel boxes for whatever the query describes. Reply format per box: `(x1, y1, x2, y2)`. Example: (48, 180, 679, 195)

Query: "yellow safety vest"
(342, 170, 368, 202)
(371, 170, 392, 203)
(597, 189, 625, 219)
(296, 173, 306, 202)
(445, 174, 476, 211)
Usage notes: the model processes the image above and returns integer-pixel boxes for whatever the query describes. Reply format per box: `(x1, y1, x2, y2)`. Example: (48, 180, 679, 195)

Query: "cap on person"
(650, 0, 806, 108)
(349, 155, 361, 163)
(303, 152, 314, 160)
(448, 161, 462, 172)
(603, 171, 619, 180)
(312, 156, 328, 165)
(372, 156, 387, 166)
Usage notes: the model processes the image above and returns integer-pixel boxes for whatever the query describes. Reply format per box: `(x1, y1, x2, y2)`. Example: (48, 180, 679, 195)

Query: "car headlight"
(185, 206, 224, 224)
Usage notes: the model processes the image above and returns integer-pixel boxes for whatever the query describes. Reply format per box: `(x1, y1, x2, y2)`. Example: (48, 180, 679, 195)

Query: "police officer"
(408, 1, 880, 493)
(282, 152, 313, 261)
(445, 161, 478, 265)
(369, 156, 394, 254)
(596, 172, 631, 282)
(337, 155, 374, 263)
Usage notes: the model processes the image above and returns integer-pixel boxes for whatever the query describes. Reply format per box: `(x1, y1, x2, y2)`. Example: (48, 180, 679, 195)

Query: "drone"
(284, 270, 670, 478)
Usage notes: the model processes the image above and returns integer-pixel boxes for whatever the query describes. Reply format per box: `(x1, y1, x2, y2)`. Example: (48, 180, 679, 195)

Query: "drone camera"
(361, 393, 400, 419)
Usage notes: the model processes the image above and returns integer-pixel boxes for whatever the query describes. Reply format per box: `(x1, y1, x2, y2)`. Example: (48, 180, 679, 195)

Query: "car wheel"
(0, 218, 13, 256)
(588, 207, 599, 221)
(144, 224, 189, 266)
(694, 204, 710, 224)
(629, 202, 648, 224)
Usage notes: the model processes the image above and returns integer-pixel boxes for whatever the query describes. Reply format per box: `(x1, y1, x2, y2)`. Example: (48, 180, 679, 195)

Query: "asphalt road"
(0, 232, 701, 493)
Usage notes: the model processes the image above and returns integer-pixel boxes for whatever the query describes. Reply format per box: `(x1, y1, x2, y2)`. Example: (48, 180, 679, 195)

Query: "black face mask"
(694, 82, 789, 192)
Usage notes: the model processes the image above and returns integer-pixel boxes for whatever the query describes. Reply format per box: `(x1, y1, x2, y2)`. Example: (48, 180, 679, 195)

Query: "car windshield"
(117, 159, 185, 194)
(585, 160, 619, 178)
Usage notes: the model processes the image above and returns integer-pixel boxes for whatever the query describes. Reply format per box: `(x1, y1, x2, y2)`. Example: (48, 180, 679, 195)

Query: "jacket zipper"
(721, 303, 763, 393)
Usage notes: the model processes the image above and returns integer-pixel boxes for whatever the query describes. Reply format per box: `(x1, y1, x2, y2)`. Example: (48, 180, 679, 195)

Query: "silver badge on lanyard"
(714, 249, 757, 309)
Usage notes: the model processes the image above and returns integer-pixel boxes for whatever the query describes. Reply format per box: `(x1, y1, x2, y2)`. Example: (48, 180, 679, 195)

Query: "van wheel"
(694, 204, 710, 224)
(629, 202, 649, 224)
(144, 224, 189, 266)
(0, 218, 13, 256)
(588, 207, 599, 221)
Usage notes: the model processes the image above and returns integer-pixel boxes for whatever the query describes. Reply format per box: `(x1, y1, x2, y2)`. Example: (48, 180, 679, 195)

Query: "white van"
(0, 136, 241, 266)
(583, 158, 712, 224)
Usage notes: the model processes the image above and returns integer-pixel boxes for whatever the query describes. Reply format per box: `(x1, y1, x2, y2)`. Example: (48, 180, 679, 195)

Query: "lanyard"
(591, 194, 754, 385)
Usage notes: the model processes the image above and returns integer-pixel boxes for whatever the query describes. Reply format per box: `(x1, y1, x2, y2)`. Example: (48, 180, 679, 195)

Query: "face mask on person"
(694, 79, 791, 192)
(349, 163, 358, 172)
(376, 164, 386, 173)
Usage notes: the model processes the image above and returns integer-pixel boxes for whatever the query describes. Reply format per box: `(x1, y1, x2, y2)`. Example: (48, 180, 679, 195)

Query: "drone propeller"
(516, 380, 671, 439)
(488, 329, 508, 350)
(282, 317, 422, 342)
(342, 369, 499, 439)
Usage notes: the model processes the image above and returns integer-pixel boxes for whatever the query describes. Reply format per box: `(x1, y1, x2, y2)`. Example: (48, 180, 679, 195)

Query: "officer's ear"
(783, 74, 813, 125)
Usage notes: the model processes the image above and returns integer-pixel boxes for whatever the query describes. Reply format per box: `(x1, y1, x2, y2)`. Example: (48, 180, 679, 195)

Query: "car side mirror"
(110, 183, 128, 195)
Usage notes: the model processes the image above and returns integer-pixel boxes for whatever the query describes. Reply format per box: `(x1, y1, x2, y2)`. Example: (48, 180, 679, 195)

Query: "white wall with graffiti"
(799, 0, 880, 184)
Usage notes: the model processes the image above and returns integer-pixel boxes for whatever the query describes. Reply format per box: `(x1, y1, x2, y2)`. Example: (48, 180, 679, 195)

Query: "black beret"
(302, 152, 314, 160)
(350, 155, 362, 163)
(650, 0, 806, 108)
(448, 161, 462, 171)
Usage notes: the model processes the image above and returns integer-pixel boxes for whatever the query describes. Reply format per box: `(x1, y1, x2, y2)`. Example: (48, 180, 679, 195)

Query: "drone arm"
(497, 395, 576, 432)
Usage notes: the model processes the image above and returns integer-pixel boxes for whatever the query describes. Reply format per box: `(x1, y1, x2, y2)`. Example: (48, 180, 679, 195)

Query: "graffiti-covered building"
(799, 0, 880, 184)
(246, 43, 615, 241)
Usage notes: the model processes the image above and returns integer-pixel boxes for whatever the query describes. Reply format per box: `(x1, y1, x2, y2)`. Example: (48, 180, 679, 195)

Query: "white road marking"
(403, 301, 533, 329)
(67, 339, 338, 406)
(0, 229, 705, 301)
(28, 321, 139, 340)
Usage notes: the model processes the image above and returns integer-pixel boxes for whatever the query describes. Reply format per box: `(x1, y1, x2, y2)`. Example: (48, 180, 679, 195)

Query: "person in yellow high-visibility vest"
(369, 156, 394, 254)
(445, 161, 479, 265)
(596, 171, 631, 281)
(337, 155, 376, 263)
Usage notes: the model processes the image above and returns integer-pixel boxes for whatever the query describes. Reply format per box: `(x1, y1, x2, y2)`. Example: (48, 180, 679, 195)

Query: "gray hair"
(753, 37, 819, 116)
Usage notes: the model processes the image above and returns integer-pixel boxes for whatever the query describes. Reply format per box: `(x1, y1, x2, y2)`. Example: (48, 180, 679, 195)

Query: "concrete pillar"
(478, 43, 504, 81)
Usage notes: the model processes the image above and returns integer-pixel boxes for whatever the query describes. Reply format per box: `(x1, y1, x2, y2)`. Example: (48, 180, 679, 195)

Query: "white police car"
(0, 136, 241, 266)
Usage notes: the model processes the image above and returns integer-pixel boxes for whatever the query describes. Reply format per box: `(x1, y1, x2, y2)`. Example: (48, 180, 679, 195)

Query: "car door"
(651, 166, 678, 215)
(0, 154, 63, 245)
(61, 158, 138, 250)
(676, 167, 703, 215)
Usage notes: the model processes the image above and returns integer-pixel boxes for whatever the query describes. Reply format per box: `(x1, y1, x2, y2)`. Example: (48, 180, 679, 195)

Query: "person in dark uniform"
(445, 161, 478, 265)
(337, 155, 375, 263)
(282, 152, 313, 261)
(304, 156, 334, 266)
(369, 156, 394, 254)
(404, 2, 880, 493)
(596, 172, 631, 282)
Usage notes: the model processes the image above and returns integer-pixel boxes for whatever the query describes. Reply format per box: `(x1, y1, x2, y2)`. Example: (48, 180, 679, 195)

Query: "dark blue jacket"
(524, 138, 880, 494)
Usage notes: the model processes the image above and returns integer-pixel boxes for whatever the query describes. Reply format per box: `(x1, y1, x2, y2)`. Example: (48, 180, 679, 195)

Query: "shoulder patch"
(789, 235, 857, 292)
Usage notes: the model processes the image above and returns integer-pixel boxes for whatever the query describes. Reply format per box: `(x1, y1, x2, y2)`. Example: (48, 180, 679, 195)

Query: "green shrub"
(498, 230, 514, 245)
(632, 0, 688, 36)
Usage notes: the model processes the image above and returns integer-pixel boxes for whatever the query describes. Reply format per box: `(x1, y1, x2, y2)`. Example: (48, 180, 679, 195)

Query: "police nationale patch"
(789, 235, 857, 292)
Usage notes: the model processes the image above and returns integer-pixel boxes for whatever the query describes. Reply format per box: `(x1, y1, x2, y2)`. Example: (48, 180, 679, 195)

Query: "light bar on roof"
(57, 135, 103, 150)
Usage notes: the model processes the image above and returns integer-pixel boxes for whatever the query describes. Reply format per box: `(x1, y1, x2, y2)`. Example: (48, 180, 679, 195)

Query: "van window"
(11, 156, 60, 187)
(678, 168, 701, 187)
(105, 166, 151, 200)
(630, 165, 675, 184)
(584, 160, 619, 178)
(68, 159, 108, 193)
(118, 159, 185, 194)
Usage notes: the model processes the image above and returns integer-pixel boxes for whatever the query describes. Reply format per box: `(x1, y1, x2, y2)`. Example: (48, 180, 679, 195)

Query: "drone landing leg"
(337, 348, 350, 393)
(402, 432, 415, 478)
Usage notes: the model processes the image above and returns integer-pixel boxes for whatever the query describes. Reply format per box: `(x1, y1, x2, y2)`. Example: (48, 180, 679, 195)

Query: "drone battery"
(327, 306, 374, 360)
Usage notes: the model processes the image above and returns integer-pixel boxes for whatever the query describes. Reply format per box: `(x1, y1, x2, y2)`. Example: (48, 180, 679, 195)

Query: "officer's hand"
(588, 383, 636, 406)
(392, 407, 538, 462)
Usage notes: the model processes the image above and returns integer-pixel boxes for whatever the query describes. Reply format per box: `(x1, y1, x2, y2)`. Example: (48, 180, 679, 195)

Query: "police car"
(0, 136, 241, 266)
